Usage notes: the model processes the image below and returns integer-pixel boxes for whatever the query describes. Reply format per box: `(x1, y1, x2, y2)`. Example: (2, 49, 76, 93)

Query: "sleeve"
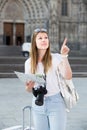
(56, 53, 62, 64)
(52, 53, 62, 65)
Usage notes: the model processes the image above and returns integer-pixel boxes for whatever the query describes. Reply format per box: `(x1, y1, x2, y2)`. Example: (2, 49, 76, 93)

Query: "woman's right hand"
(26, 81, 35, 92)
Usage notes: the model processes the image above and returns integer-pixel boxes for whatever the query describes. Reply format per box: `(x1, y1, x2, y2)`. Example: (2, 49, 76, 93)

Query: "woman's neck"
(38, 50, 46, 62)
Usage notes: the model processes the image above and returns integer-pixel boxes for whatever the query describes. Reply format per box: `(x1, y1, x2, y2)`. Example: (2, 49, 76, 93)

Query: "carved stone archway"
(0, 0, 48, 45)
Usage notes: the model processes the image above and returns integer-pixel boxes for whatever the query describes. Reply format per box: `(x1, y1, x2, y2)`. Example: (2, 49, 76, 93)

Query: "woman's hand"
(59, 38, 72, 79)
(26, 81, 35, 92)
(60, 38, 70, 55)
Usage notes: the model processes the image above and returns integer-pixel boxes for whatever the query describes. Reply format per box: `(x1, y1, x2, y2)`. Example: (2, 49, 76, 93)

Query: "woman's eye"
(45, 37, 48, 39)
(38, 37, 42, 39)
(38, 36, 48, 40)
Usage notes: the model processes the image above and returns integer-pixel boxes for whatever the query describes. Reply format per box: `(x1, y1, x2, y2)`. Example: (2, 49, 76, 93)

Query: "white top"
(25, 53, 62, 96)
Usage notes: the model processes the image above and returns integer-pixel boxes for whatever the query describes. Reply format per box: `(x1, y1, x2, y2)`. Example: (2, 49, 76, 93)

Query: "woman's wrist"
(61, 54, 68, 58)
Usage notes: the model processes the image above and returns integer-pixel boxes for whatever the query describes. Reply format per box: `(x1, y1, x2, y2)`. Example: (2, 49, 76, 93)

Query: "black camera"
(32, 85, 47, 106)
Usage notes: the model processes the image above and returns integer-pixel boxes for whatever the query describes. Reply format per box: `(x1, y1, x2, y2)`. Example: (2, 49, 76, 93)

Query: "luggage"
(2, 106, 34, 130)
(22, 105, 35, 130)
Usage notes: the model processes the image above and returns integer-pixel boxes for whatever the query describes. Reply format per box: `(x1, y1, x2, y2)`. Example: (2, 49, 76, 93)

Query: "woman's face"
(35, 32, 49, 50)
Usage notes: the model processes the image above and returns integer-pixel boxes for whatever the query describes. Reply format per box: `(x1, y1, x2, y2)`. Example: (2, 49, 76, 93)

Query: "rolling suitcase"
(22, 105, 35, 130)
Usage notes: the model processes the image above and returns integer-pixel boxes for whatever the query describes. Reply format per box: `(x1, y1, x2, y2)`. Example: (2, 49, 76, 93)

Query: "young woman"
(25, 28, 72, 130)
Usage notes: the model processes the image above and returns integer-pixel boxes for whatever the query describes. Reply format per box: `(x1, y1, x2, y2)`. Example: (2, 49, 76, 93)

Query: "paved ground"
(0, 77, 87, 130)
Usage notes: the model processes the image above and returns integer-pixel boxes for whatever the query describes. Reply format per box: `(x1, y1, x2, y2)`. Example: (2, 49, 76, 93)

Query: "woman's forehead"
(36, 32, 48, 37)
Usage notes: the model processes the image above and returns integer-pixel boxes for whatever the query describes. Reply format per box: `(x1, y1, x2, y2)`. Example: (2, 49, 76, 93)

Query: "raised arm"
(59, 38, 72, 79)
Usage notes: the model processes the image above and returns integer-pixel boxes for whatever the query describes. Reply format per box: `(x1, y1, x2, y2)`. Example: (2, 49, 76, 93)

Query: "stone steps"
(69, 57, 87, 77)
(0, 45, 22, 56)
(69, 57, 87, 64)
(0, 63, 86, 73)
(0, 45, 87, 77)
(71, 64, 87, 72)
(0, 64, 24, 73)
(0, 56, 27, 78)
(0, 56, 26, 64)
(72, 72, 87, 77)
(0, 55, 87, 78)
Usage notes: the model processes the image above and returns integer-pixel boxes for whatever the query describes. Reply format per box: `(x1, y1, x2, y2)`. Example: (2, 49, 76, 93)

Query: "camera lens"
(32, 85, 47, 106)
(35, 93, 44, 106)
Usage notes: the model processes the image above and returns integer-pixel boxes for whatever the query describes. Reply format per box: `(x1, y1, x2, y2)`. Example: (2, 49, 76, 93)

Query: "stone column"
(78, 2, 87, 52)
(13, 22, 16, 45)
(48, 0, 59, 52)
(0, 20, 4, 45)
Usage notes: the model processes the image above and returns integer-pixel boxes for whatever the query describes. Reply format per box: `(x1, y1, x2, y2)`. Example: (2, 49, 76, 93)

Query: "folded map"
(14, 71, 45, 84)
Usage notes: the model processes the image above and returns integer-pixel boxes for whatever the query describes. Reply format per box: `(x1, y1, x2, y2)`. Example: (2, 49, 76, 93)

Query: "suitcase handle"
(22, 106, 32, 130)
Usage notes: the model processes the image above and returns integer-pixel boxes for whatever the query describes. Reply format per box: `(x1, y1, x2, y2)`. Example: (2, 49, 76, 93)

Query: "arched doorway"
(4, 22, 24, 46)
(2, 0, 25, 46)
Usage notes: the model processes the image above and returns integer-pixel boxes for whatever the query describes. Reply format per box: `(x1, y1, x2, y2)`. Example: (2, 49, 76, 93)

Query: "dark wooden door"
(4, 22, 24, 45)
(16, 23, 24, 46)
(4, 23, 13, 45)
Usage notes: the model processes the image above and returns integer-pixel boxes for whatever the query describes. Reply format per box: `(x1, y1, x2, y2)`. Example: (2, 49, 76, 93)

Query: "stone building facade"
(0, 0, 87, 55)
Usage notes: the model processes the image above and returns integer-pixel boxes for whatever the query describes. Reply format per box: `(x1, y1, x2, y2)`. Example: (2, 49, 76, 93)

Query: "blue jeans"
(32, 93, 67, 130)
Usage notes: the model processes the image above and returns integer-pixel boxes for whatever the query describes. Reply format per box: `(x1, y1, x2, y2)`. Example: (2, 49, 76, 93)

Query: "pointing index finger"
(62, 38, 67, 46)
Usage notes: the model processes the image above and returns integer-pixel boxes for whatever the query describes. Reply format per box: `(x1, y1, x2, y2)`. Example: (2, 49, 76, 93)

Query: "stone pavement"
(0, 78, 87, 130)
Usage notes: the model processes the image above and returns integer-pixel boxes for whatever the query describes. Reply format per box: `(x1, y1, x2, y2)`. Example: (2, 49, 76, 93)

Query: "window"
(61, 0, 68, 16)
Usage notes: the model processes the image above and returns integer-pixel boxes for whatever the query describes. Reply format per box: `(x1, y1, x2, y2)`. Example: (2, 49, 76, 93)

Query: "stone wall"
(0, 0, 87, 55)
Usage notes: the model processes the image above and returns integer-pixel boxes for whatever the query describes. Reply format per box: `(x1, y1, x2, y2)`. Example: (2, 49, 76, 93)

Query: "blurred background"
(0, 0, 87, 78)
(0, 0, 87, 129)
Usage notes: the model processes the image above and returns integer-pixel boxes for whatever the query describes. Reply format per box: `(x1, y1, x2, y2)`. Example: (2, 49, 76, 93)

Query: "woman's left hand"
(59, 38, 72, 79)
(60, 38, 70, 55)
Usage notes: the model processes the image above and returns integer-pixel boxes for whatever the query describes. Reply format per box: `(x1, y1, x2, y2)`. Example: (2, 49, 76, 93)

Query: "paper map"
(14, 71, 45, 84)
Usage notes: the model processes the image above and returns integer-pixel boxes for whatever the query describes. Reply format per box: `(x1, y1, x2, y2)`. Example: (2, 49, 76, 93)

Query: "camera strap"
(43, 72, 47, 88)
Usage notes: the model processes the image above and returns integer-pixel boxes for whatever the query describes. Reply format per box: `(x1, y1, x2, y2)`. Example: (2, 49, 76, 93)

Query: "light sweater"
(25, 53, 62, 96)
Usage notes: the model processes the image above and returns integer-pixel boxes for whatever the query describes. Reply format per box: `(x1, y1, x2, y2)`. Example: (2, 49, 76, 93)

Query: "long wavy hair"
(30, 29, 52, 74)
